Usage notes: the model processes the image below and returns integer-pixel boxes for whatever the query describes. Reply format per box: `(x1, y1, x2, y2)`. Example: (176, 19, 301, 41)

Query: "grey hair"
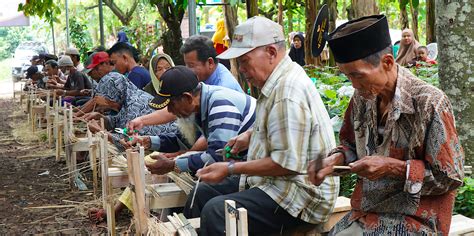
(361, 45, 393, 67)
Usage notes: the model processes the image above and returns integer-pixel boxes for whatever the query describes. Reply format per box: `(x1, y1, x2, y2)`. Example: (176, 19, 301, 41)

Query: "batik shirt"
(242, 56, 339, 224)
(95, 72, 177, 149)
(331, 66, 464, 235)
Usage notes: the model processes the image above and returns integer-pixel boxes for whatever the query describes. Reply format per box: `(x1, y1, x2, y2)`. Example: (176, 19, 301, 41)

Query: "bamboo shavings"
(166, 172, 196, 195)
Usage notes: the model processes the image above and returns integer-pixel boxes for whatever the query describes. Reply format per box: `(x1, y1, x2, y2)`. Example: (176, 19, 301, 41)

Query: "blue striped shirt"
(175, 83, 255, 173)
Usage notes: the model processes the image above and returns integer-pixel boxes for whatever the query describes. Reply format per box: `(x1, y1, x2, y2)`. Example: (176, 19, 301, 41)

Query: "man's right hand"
(226, 129, 252, 154)
(308, 153, 345, 186)
(127, 117, 144, 133)
(126, 136, 151, 149)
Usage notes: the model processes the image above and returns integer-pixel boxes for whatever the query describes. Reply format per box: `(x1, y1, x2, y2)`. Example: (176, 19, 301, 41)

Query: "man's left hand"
(197, 162, 229, 184)
(145, 154, 175, 175)
(349, 156, 406, 181)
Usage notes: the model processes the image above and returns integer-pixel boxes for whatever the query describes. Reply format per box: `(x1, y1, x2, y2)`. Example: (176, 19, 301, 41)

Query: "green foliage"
(0, 27, 33, 60)
(409, 64, 439, 87)
(339, 174, 358, 197)
(304, 65, 352, 133)
(18, 0, 61, 26)
(454, 177, 474, 218)
(68, 18, 93, 63)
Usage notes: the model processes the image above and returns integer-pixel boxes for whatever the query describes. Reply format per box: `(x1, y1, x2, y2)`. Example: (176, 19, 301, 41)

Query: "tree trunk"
(426, 0, 435, 43)
(327, 0, 337, 66)
(348, 0, 378, 19)
(399, 1, 409, 30)
(408, 0, 419, 41)
(278, 0, 284, 26)
(151, 0, 185, 65)
(436, 0, 474, 165)
(287, 11, 293, 33)
(246, 0, 259, 18)
(103, 0, 138, 26)
(223, 2, 239, 81)
(305, 0, 321, 66)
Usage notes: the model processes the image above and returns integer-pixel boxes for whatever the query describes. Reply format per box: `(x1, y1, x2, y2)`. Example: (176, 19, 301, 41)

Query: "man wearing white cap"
(66, 47, 84, 71)
(55, 55, 92, 105)
(186, 16, 339, 235)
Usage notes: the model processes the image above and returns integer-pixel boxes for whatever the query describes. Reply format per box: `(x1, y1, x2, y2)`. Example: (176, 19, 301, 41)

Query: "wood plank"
(99, 132, 116, 235)
(157, 218, 200, 235)
(147, 185, 187, 209)
(449, 214, 474, 236)
(225, 200, 237, 236)
(127, 149, 148, 235)
(237, 208, 248, 236)
(333, 196, 351, 212)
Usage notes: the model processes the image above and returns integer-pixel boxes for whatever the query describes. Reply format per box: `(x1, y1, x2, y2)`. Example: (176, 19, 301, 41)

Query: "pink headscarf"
(396, 29, 420, 66)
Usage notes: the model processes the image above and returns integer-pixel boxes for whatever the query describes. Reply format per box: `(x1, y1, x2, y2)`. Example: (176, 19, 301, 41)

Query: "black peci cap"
(328, 15, 392, 63)
(148, 66, 199, 110)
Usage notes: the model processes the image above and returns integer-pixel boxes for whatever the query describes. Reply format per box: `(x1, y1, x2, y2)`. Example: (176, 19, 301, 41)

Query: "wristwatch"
(227, 160, 235, 176)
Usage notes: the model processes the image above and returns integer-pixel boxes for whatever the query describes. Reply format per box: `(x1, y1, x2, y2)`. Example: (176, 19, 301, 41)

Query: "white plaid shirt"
(241, 56, 339, 224)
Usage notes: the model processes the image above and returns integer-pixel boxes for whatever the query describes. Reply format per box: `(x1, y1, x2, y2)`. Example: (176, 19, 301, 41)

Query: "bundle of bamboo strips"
(167, 213, 197, 236)
(166, 172, 196, 195)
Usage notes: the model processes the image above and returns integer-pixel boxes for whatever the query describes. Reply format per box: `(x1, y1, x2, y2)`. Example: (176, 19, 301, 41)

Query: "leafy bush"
(454, 177, 474, 218)
(68, 18, 93, 63)
(409, 64, 439, 87)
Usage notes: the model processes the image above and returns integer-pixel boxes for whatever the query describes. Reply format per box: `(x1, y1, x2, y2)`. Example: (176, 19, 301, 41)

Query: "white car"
(11, 41, 48, 82)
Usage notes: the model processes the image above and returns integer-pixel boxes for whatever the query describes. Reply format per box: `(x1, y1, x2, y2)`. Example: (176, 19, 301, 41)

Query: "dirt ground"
(0, 98, 132, 234)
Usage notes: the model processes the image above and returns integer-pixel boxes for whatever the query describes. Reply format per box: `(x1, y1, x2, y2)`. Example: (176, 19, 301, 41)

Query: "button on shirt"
(242, 56, 339, 224)
(204, 63, 243, 93)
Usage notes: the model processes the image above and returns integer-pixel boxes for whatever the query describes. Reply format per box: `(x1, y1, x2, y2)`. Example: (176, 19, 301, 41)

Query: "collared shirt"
(204, 63, 243, 93)
(331, 66, 464, 235)
(127, 66, 151, 90)
(173, 83, 256, 173)
(242, 56, 339, 224)
(95, 72, 177, 149)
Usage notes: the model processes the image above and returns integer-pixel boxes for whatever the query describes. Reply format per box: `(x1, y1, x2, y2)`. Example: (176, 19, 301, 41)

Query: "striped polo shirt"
(175, 83, 256, 173)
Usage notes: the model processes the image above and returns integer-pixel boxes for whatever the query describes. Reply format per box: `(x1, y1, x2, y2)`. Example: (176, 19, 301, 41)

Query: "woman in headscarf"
(289, 33, 305, 66)
(143, 53, 174, 96)
(117, 31, 131, 46)
(212, 19, 229, 55)
(395, 29, 420, 66)
(212, 19, 231, 69)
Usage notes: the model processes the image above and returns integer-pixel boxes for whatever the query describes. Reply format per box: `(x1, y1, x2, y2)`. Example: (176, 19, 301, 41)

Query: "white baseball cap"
(217, 16, 285, 59)
(65, 47, 80, 55)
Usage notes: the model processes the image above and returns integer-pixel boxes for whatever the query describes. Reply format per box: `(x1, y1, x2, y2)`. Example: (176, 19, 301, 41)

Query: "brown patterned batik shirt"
(331, 66, 464, 235)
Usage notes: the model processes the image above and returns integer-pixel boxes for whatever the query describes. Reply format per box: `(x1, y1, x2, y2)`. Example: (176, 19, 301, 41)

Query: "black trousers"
(183, 176, 313, 236)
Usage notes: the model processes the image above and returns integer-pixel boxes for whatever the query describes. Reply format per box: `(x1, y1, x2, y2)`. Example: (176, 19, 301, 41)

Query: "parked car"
(11, 41, 48, 82)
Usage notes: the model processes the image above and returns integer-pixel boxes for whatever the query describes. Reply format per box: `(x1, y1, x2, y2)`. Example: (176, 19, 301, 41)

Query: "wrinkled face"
(59, 65, 73, 75)
(184, 50, 213, 82)
(402, 31, 412, 45)
(45, 64, 58, 77)
(416, 48, 428, 61)
(167, 94, 196, 118)
(237, 46, 272, 89)
(154, 59, 172, 80)
(109, 53, 128, 74)
(337, 59, 388, 100)
(293, 37, 302, 49)
(88, 62, 111, 81)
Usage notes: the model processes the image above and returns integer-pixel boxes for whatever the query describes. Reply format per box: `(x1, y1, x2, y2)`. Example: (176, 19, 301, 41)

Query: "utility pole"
(99, 0, 105, 46)
(65, 0, 70, 47)
(188, 0, 197, 36)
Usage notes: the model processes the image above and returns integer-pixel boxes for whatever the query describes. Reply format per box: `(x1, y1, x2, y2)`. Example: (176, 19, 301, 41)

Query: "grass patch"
(0, 58, 13, 81)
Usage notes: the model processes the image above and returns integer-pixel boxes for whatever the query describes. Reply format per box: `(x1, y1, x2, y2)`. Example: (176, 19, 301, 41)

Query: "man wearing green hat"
(308, 15, 464, 235)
